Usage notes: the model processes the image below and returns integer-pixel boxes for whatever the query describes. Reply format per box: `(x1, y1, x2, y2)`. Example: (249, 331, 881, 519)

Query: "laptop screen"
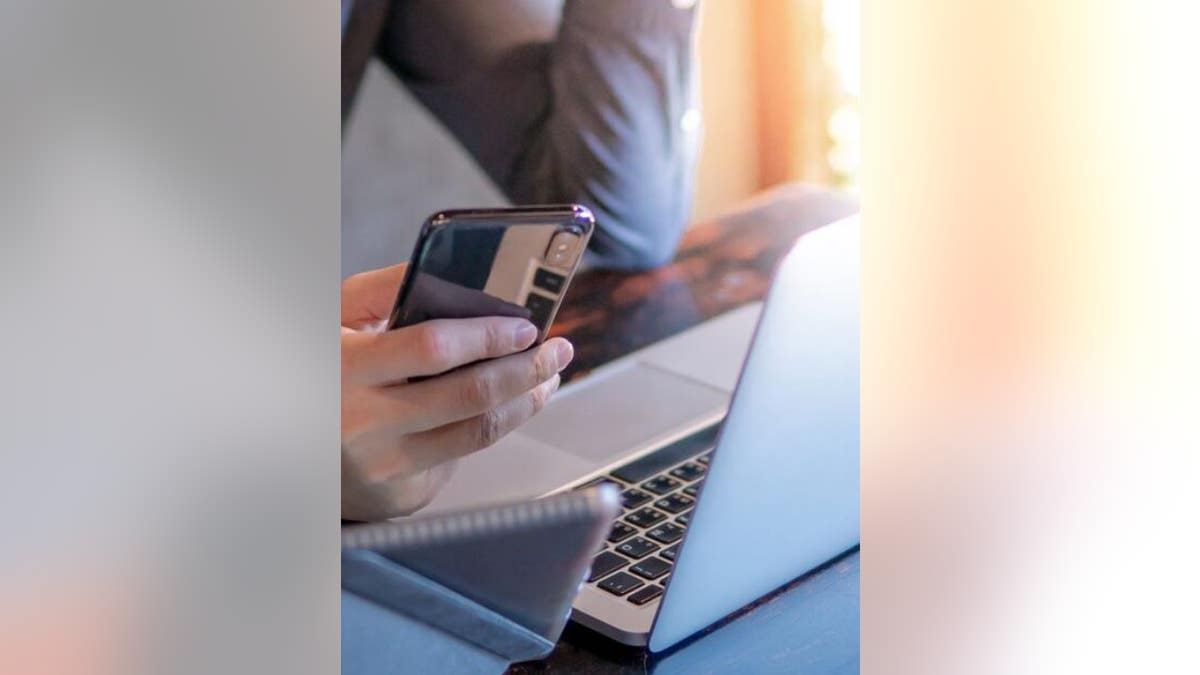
(649, 217, 861, 652)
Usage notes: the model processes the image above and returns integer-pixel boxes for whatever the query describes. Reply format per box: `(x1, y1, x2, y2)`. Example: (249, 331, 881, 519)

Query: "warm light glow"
(824, 0, 861, 188)
(863, 1, 1200, 672)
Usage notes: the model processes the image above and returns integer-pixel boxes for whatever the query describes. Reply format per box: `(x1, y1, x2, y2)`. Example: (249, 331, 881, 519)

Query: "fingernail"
(512, 321, 538, 349)
(553, 340, 574, 371)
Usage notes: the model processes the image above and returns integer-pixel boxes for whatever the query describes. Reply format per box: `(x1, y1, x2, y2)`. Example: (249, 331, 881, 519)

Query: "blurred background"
(690, 0, 859, 219)
(343, 0, 860, 269)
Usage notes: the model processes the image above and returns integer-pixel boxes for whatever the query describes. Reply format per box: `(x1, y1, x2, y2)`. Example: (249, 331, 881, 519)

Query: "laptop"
(424, 216, 860, 650)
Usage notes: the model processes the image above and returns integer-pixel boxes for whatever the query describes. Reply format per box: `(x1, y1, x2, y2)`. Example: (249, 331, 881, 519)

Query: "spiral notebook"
(342, 486, 620, 675)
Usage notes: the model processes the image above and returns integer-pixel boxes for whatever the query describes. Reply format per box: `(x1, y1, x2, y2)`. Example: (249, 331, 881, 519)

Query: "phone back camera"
(545, 231, 582, 268)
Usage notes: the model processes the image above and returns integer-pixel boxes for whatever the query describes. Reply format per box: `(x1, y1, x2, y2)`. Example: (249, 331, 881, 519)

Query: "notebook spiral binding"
(342, 486, 616, 553)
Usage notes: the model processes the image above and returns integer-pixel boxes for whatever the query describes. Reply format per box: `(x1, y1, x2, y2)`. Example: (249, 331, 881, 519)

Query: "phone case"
(387, 206, 595, 343)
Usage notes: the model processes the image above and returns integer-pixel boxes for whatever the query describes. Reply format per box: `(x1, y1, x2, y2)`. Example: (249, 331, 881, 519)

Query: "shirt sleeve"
(378, 0, 701, 269)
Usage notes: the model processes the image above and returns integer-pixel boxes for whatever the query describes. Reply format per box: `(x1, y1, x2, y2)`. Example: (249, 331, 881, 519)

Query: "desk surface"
(511, 184, 859, 673)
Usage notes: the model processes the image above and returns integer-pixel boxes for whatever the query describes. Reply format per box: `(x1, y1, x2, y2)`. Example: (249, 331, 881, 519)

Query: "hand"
(341, 264, 573, 520)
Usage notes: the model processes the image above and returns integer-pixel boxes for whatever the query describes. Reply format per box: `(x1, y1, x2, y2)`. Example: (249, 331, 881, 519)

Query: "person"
(341, 0, 700, 519)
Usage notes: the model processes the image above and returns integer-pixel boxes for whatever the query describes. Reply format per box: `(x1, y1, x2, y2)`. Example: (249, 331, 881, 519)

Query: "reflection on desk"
(552, 183, 859, 385)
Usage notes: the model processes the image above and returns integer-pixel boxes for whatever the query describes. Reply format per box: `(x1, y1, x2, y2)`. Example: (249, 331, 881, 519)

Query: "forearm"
(381, 0, 701, 270)
(510, 0, 701, 269)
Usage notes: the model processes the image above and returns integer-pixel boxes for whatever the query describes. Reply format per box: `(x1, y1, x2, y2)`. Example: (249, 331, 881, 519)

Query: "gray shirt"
(345, 0, 700, 271)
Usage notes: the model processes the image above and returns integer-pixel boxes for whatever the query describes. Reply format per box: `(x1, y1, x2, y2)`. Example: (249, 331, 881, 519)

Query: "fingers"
(375, 375, 561, 479)
(341, 263, 408, 327)
(344, 316, 541, 385)
(398, 338, 573, 431)
(342, 328, 573, 519)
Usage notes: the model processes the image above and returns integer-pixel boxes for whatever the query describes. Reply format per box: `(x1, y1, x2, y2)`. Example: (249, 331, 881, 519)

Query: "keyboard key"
(607, 521, 637, 543)
(641, 476, 682, 495)
(532, 268, 566, 294)
(646, 522, 685, 544)
(697, 453, 712, 465)
(620, 488, 652, 509)
(630, 556, 672, 580)
(682, 483, 702, 497)
(676, 512, 691, 526)
(625, 507, 667, 528)
(611, 423, 722, 482)
(598, 571, 644, 596)
(589, 551, 628, 582)
(615, 537, 660, 559)
(661, 544, 680, 561)
(654, 493, 695, 514)
(669, 462, 706, 482)
(627, 584, 664, 606)
(578, 477, 621, 490)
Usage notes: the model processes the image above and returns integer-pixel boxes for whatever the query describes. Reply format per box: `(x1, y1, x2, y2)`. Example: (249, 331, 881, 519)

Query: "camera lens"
(545, 231, 582, 267)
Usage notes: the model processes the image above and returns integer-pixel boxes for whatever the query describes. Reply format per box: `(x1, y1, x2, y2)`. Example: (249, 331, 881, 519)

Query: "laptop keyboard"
(576, 422, 721, 605)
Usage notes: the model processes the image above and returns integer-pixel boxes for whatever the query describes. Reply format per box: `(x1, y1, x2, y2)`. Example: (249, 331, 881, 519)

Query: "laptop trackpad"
(520, 362, 729, 463)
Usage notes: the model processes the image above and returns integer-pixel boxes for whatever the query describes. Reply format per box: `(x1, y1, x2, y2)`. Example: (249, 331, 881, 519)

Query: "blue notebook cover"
(342, 487, 619, 674)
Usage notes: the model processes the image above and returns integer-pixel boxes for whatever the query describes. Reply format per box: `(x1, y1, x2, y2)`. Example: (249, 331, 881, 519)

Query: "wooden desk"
(512, 184, 860, 673)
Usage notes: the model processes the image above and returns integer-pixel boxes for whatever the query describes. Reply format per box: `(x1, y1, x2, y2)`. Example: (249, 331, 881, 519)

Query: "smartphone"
(387, 206, 595, 343)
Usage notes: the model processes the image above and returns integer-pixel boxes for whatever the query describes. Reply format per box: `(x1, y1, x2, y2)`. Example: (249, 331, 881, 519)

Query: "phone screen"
(388, 208, 593, 341)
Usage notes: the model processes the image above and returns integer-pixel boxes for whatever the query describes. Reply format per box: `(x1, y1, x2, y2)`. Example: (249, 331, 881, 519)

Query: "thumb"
(342, 263, 408, 327)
